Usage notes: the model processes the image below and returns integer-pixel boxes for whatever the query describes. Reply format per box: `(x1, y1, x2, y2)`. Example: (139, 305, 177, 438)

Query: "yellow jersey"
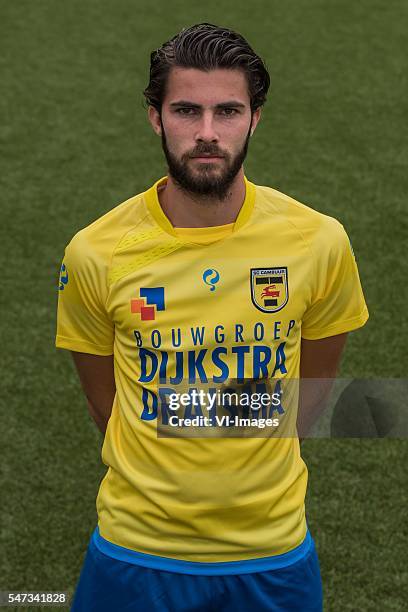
(56, 176, 368, 566)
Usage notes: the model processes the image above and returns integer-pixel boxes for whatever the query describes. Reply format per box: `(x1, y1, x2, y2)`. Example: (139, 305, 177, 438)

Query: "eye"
(175, 107, 197, 116)
(219, 108, 239, 116)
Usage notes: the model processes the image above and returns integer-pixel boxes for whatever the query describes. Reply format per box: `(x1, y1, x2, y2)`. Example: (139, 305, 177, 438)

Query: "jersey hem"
(91, 527, 313, 575)
(55, 335, 114, 356)
(301, 307, 369, 340)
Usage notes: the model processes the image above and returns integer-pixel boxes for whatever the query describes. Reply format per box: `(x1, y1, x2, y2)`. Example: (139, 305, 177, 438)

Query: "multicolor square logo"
(131, 287, 165, 321)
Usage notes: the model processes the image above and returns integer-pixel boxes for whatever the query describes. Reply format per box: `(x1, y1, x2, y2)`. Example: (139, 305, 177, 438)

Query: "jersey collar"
(144, 175, 256, 237)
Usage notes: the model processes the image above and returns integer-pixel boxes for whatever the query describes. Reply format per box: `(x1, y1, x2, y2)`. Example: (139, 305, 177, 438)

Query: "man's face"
(149, 67, 261, 199)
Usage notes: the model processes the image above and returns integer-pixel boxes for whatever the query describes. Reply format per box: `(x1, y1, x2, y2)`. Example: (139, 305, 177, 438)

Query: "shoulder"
(64, 190, 148, 267)
(253, 183, 348, 252)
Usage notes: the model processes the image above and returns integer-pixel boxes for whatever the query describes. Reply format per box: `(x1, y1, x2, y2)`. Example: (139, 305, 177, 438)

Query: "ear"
(250, 107, 262, 136)
(148, 106, 162, 136)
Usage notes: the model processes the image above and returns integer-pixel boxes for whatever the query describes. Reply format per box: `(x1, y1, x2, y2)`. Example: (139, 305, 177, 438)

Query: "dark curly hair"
(143, 23, 270, 113)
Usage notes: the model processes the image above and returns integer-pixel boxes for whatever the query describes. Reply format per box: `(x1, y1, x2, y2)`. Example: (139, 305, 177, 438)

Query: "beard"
(160, 119, 252, 201)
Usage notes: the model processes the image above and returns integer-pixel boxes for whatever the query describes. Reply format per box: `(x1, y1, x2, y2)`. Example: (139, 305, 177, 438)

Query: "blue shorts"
(71, 528, 323, 611)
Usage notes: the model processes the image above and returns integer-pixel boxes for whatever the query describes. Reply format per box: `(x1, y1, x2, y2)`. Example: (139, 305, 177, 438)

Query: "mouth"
(191, 155, 224, 161)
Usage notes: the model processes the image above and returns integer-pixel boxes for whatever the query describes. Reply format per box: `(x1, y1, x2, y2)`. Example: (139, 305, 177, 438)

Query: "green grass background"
(0, 0, 407, 610)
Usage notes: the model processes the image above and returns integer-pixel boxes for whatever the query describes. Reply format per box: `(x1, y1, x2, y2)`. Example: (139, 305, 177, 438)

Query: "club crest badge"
(250, 267, 288, 313)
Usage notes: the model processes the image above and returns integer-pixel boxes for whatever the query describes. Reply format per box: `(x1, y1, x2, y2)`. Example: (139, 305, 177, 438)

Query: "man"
(56, 23, 369, 611)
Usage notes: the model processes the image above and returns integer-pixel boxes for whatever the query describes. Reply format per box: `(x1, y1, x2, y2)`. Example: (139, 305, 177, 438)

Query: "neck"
(157, 168, 246, 228)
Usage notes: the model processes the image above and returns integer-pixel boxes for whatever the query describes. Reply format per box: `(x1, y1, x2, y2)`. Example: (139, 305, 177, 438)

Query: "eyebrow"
(169, 100, 246, 109)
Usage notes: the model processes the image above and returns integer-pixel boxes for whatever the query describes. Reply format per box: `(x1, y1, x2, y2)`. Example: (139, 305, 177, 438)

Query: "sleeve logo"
(58, 263, 69, 291)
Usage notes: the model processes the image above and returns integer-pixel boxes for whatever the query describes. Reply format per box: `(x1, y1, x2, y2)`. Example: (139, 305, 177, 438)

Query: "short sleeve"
(55, 232, 114, 355)
(301, 222, 369, 340)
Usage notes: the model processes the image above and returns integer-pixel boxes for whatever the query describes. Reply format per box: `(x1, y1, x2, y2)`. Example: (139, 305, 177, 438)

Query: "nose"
(195, 111, 219, 143)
